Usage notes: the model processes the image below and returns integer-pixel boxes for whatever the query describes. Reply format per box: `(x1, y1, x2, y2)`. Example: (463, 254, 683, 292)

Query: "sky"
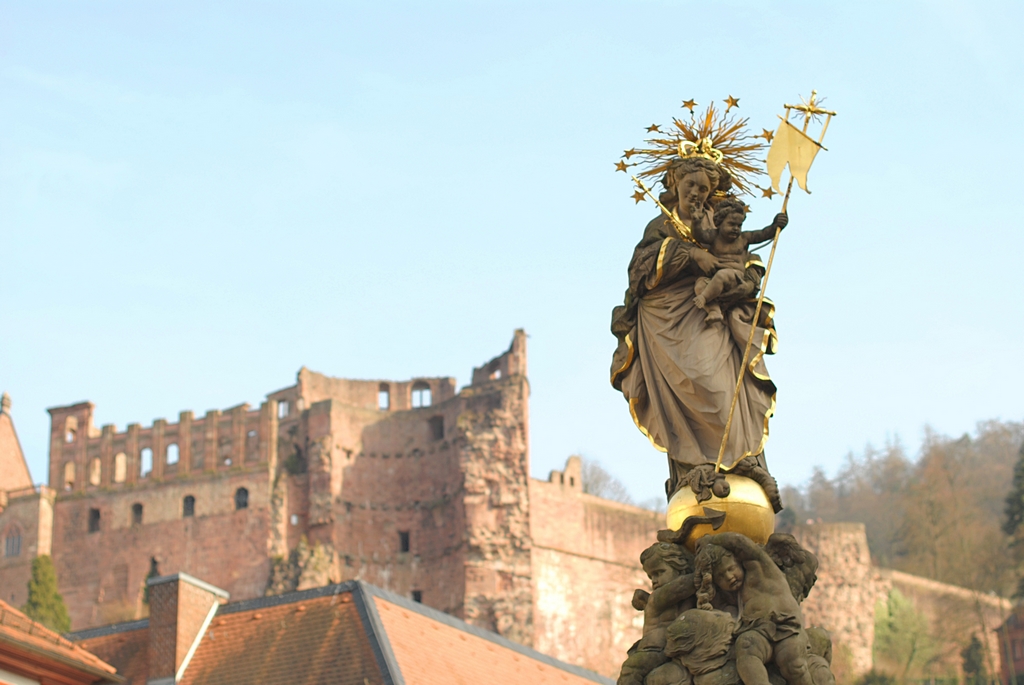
(2, 1, 1023, 505)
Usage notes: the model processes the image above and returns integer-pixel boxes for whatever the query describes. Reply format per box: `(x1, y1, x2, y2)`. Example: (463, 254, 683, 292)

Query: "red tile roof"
(0, 599, 120, 683)
(374, 596, 609, 685)
(178, 589, 385, 685)
(74, 621, 149, 685)
(69, 581, 612, 685)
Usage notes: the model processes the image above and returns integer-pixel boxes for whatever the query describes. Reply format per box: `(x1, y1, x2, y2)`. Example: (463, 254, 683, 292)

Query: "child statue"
(691, 199, 788, 323)
(694, 533, 818, 685)
(618, 542, 698, 685)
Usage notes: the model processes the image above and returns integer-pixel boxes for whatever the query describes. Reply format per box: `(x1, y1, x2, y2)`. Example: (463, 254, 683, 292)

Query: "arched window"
(183, 495, 195, 518)
(166, 443, 179, 465)
(63, 462, 75, 491)
(131, 503, 143, 526)
(88, 457, 101, 486)
(4, 528, 21, 557)
(113, 453, 127, 483)
(65, 416, 78, 443)
(235, 487, 249, 510)
(140, 448, 153, 477)
(411, 382, 431, 408)
(378, 383, 390, 411)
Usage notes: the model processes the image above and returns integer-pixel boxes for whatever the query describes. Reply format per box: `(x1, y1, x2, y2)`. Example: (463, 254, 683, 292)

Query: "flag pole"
(713, 96, 822, 474)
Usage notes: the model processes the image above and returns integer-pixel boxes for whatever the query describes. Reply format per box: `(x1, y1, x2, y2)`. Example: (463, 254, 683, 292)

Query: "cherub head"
(640, 542, 694, 590)
(713, 197, 748, 241)
(765, 533, 819, 602)
(694, 541, 744, 610)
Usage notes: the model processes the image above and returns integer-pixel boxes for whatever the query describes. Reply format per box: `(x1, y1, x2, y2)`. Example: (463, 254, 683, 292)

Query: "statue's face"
(714, 554, 744, 592)
(720, 212, 745, 240)
(675, 171, 712, 210)
(645, 559, 679, 590)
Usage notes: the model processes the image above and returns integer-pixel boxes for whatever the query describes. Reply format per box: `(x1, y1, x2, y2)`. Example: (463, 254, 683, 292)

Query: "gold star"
(759, 128, 774, 142)
(646, 124, 661, 133)
(681, 99, 697, 112)
(760, 186, 776, 199)
(724, 95, 740, 111)
(623, 148, 637, 159)
(615, 160, 629, 172)
(632, 190, 646, 204)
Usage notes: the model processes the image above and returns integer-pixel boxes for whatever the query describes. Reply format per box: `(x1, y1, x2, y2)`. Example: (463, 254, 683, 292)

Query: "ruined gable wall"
(43, 397, 282, 631)
(529, 467, 662, 678)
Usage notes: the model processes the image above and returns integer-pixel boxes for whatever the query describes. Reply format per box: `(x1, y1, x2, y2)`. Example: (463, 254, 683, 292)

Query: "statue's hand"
(773, 213, 789, 230)
(690, 248, 720, 276)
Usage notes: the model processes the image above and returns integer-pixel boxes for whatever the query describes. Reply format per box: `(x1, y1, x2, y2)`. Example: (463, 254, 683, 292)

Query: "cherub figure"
(691, 199, 788, 323)
(618, 542, 697, 685)
(694, 533, 814, 685)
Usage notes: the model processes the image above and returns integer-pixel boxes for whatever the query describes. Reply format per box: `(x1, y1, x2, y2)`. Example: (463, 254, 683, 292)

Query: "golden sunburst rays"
(618, 98, 768, 198)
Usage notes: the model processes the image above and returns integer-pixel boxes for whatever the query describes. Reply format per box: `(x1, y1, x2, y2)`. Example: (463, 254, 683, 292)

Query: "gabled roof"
(0, 599, 121, 683)
(70, 581, 613, 685)
(0, 393, 33, 492)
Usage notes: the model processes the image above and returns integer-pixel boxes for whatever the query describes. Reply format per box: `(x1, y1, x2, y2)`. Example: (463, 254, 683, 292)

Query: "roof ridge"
(67, 618, 149, 641)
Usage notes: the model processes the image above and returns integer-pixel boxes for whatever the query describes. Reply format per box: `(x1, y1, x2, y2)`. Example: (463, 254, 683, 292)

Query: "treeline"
(779, 420, 1024, 596)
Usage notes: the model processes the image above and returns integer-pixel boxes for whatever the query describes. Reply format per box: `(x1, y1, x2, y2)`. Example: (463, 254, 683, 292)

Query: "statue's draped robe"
(610, 214, 777, 477)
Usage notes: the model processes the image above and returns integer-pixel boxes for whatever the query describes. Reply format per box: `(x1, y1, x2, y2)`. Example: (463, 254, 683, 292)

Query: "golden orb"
(665, 474, 775, 551)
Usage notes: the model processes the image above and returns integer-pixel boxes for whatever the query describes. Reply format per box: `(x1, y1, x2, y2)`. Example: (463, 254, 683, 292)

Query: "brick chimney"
(146, 573, 229, 685)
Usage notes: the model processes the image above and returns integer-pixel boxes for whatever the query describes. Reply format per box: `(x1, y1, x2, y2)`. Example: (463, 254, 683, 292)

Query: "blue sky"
(2, 1, 1022, 504)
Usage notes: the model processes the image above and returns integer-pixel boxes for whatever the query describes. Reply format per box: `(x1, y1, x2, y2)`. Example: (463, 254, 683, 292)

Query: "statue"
(611, 93, 838, 685)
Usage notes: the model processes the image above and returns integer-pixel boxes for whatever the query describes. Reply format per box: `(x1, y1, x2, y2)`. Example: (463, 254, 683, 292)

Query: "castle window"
(4, 529, 21, 557)
(88, 508, 101, 533)
(166, 443, 179, 465)
(63, 461, 75, 491)
(113, 453, 127, 483)
(570, 476, 575, 487)
(140, 448, 153, 477)
(65, 416, 78, 443)
(88, 457, 101, 486)
(490, 369, 502, 380)
(398, 530, 410, 553)
(278, 400, 289, 419)
(235, 487, 249, 510)
(378, 384, 390, 411)
(411, 590, 423, 603)
(131, 503, 143, 526)
(183, 495, 195, 517)
(428, 416, 444, 441)
(411, 382, 431, 408)
(290, 514, 299, 526)
(247, 430, 257, 439)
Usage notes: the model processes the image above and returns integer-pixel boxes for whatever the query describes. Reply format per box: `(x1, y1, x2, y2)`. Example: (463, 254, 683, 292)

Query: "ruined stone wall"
(529, 460, 662, 678)
(794, 523, 888, 679)
(456, 355, 533, 645)
(52, 468, 272, 629)
(327, 393, 468, 613)
(886, 569, 1009, 680)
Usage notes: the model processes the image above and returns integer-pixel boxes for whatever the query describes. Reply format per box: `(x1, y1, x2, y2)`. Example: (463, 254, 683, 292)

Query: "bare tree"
(579, 457, 635, 505)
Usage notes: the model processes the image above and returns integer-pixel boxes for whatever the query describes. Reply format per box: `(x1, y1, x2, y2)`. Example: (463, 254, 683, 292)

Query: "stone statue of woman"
(610, 154, 781, 505)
